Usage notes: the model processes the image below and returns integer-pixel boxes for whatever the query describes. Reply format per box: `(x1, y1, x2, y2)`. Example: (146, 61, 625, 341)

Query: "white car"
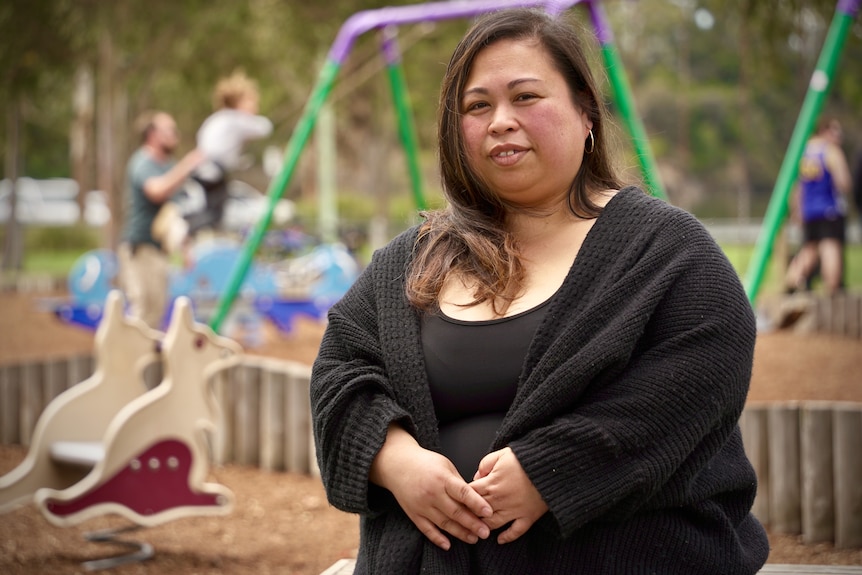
(0, 178, 109, 227)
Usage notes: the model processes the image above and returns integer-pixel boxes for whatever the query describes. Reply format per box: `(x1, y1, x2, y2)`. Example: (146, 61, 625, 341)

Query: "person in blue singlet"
(786, 118, 852, 295)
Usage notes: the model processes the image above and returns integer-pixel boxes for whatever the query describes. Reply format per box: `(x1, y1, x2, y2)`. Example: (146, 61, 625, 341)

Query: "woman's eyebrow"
(462, 78, 541, 98)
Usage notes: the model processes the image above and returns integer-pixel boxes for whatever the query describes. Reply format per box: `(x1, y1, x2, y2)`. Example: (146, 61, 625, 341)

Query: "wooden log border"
(0, 355, 315, 475)
(743, 401, 862, 549)
(1, 357, 860, 548)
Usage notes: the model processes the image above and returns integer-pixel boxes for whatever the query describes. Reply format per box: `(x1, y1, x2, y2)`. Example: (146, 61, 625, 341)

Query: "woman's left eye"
(515, 93, 537, 102)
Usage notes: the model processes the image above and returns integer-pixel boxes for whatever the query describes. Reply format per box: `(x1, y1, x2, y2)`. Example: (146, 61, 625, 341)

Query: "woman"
(311, 8, 769, 574)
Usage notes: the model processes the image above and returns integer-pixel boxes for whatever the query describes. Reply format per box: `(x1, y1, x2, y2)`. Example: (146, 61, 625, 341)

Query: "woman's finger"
(411, 513, 452, 550)
(446, 474, 493, 518)
(497, 517, 532, 544)
(436, 511, 481, 545)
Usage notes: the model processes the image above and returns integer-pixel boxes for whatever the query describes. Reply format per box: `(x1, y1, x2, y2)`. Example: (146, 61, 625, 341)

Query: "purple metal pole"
(328, 0, 584, 64)
(583, 0, 612, 44)
(837, 0, 860, 16)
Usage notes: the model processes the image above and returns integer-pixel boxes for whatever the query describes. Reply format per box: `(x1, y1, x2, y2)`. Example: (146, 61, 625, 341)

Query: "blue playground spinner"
(53, 240, 359, 344)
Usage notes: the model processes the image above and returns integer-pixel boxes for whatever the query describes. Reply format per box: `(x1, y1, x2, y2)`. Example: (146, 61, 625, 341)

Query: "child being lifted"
(154, 70, 273, 252)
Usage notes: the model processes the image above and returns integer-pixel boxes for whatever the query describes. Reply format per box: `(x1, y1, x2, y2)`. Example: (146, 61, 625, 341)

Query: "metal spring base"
(81, 525, 154, 571)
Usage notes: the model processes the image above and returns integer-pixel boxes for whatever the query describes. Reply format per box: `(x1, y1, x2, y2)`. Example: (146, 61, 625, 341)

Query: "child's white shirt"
(196, 109, 273, 171)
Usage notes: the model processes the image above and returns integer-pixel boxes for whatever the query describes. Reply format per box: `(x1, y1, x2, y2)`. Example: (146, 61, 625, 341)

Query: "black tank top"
(421, 300, 550, 480)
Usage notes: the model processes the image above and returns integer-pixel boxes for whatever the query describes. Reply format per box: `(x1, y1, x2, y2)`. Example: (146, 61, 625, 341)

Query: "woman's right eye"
(464, 101, 488, 112)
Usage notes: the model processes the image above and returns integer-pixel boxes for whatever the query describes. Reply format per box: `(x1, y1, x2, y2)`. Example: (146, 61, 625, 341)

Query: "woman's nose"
(488, 104, 518, 134)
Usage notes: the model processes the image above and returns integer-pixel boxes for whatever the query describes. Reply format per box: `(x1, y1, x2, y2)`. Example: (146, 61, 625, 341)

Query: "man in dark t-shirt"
(117, 111, 203, 329)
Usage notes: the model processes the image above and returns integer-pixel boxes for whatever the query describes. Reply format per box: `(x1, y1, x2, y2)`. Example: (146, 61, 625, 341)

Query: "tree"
(0, 0, 83, 269)
(3, 0, 861, 247)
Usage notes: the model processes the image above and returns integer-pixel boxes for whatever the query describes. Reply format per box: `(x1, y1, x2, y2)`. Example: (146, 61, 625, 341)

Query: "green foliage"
(0, 224, 99, 276)
(0, 0, 83, 96)
(721, 242, 862, 296)
(26, 225, 100, 252)
(291, 184, 443, 239)
(19, 250, 84, 276)
(610, 0, 862, 217)
(2, 0, 862, 230)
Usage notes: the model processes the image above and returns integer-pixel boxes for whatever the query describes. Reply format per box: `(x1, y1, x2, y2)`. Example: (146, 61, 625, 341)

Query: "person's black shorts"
(803, 216, 845, 243)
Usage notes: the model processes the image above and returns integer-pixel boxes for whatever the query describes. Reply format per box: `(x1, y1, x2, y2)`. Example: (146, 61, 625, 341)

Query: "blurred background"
(1, 0, 861, 293)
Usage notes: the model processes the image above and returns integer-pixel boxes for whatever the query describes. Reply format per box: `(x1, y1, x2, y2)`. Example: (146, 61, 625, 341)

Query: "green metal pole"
(742, 4, 856, 303)
(383, 30, 427, 211)
(588, 2, 666, 200)
(209, 60, 341, 333)
(599, 43, 666, 200)
(317, 102, 339, 244)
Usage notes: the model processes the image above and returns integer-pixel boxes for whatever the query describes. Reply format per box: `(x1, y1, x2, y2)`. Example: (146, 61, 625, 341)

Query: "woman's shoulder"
(604, 187, 748, 301)
(602, 186, 723, 261)
(608, 186, 702, 228)
(368, 225, 422, 266)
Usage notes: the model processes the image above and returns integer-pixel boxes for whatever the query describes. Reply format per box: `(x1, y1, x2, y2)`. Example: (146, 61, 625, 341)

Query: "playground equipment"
(1, 292, 242, 569)
(743, 0, 860, 303)
(55, 236, 359, 345)
(0, 292, 161, 515)
(56, 248, 119, 329)
(208, 0, 665, 334)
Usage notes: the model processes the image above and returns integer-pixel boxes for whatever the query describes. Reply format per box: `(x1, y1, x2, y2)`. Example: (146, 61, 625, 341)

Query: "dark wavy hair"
(406, 8, 623, 314)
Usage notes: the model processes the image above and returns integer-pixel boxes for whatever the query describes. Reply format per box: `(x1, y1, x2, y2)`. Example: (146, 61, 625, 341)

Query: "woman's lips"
(490, 147, 527, 166)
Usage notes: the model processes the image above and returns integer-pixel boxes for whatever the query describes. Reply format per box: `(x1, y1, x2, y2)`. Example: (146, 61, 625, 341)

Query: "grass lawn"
(19, 251, 87, 277)
(723, 243, 862, 297)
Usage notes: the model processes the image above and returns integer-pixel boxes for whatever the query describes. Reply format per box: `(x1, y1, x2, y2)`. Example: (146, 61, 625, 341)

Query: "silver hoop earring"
(585, 129, 595, 154)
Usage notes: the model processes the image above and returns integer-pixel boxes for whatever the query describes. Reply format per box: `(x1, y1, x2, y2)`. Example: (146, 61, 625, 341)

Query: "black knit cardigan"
(310, 187, 770, 574)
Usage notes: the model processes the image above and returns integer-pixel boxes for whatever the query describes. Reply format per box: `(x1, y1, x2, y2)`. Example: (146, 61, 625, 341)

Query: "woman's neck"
(506, 189, 616, 247)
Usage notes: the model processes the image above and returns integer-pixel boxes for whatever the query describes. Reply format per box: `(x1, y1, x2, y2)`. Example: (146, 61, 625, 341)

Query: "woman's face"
(460, 38, 592, 209)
